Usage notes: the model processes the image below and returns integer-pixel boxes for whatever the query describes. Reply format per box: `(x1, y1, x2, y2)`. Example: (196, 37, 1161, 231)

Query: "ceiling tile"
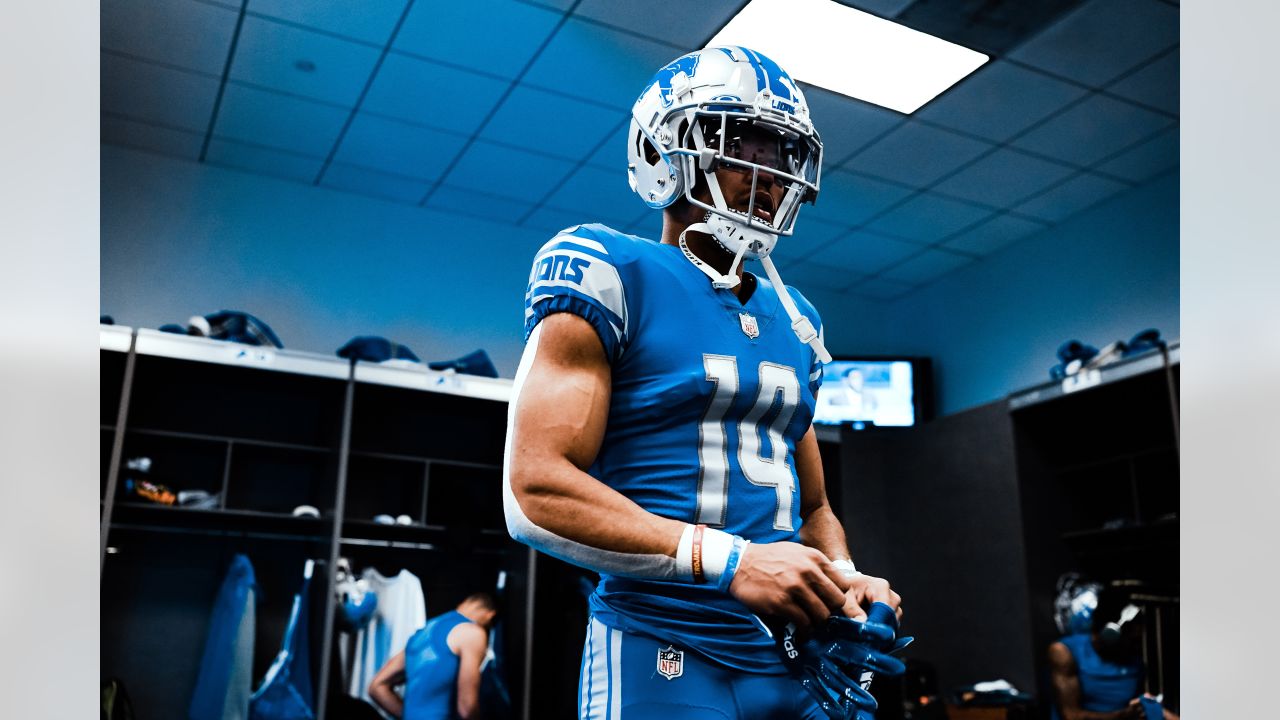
(914, 60, 1090, 143)
(331, 113, 469, 181)
(840, 0, 916, 18)
(214, 83, 349, 155)
(844, 122, 994, 187)
(880, 249, 975, 284)
(782, 261, 862, 292)
(1013, 172, 1130, 223)
(863, 193, 995, 244)
(362, 54, 509, 135)
(101, 0, 238, 75)
(482, 86, 626, 161)
(804, 85, 904, 166)
(1007, 0, 1178, 87)
(540, 165, 645, 226)
(321, 162, 431, 204)
(394, 0, 562, 79)
(102, 53, 220, 132)
(1011, 93, 1173, 167)
(1093, 126, 1178, 184)
(849, 276, 915, 300)
(1106, 48, 1178, 115)
(624, 211, 664, 241)
(806, 170, 916, 227)
(101, 114, 204, 159)
(527, 0, 576, 9)
(247, 0, 408, 45)
(585, 122, 629, 170)
(523, 17, 681, 110)
(574, 0, 739, 50)
(205, 138, 324, 182)
(822, 232, 923, 275)
(941, 213, 1050, 255)
(229, 16, 381, 106)
(932, 148, 1077, 208)
(443, 140, 577, 204)
(780, 217, 851, 261)
(426, 184, 535, 224)
(524, 205, 603, 236)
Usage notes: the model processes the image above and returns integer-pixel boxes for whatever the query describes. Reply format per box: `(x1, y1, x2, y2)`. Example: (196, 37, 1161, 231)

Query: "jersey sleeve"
(523, 226, 630, 363)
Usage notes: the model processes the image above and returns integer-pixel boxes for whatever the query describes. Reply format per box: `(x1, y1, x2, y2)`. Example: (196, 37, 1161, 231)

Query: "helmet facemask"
(672, 110, 822, 263)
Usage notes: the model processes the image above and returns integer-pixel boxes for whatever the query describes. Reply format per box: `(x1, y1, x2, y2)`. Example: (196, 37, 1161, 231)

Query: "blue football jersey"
(523, 224, 825, 673)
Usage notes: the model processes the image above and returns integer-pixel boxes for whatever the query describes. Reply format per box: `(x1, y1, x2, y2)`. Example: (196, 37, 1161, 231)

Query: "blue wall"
(835, 170, 1180, 416)
(102, 146, 1177, 416)
(102, 145, 544, 374)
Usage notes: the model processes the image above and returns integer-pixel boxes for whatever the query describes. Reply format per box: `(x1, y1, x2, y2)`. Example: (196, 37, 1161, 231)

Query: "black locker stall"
(100, 325, 532, 720)
(103, 324, 1179, 718)
(838, 344, 1179, 718)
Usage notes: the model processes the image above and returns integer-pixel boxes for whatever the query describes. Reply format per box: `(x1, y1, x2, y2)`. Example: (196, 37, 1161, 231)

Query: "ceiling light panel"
(708, 0, 988, 114)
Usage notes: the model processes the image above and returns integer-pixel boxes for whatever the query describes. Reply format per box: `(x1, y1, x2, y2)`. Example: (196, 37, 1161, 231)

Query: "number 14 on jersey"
(696, 354, 802, 532)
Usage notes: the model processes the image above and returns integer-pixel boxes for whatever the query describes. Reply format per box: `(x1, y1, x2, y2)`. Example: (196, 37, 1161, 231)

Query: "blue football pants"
(579, 616, 825, 720)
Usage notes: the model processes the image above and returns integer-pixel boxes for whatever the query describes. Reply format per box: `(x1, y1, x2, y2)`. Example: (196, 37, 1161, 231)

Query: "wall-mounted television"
(812, 356, 934, 429)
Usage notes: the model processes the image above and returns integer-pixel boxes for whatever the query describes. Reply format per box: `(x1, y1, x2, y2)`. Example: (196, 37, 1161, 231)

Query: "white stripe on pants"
(580, 617, 623, 719)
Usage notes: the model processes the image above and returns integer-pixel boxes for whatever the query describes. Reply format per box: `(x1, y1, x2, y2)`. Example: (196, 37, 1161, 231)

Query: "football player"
(504, 46, 902, 718)
(368, 593, 499, 720)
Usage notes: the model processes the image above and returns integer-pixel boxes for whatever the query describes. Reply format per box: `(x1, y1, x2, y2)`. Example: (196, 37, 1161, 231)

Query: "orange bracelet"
(692, 524, 706, 584)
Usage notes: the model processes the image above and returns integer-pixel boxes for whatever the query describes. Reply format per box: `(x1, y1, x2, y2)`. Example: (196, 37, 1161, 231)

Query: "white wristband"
(675, 524, 744, 585)
(700, 527, 737, 585)
(832, 558, 860, 579)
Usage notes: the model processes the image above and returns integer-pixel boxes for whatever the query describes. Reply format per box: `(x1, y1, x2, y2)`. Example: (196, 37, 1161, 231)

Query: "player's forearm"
(456, 686, 480, 720)
(798, 503, 852, 563)
(368, 682, 404, 718)
(794, 427, 852, 563)
(507, 453, 683, 559)
(506, 442, 747, 585)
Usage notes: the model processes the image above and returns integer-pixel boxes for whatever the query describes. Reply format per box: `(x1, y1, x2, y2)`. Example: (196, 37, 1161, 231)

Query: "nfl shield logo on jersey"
(739, 312, 760, 339)
(657, 646, 684, 680)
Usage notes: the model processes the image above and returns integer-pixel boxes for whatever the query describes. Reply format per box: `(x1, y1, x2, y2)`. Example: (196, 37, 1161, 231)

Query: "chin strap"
(760, 254, 833, 363)
(678, 224, 833, 364)
(679, 223, 748, 289)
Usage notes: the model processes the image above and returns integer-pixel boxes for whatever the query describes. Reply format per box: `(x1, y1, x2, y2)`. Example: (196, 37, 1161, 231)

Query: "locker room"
(95, 1, 1184, 719)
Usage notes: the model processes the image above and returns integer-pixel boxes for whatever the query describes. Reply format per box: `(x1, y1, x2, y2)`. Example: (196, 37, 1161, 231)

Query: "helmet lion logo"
(649, 54, 701, 108)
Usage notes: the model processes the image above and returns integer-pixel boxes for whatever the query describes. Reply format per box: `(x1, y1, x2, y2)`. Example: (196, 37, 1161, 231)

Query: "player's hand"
(839, 572, 902, 623)
(1120, 697, 1146, 719)
(728, 541, 851, 635)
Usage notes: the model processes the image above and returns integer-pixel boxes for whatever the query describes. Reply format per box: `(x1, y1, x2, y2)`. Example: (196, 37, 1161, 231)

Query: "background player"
(1049, 587, 1179, 720)
(504, 46, 902, 718)
(367, 593, 498, 720)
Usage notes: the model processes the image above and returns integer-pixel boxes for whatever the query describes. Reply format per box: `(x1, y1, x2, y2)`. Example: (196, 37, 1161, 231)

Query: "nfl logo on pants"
(657, 646, 684, 680)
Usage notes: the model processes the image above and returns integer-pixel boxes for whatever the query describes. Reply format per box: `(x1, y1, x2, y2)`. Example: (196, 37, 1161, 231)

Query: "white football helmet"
(628, 46, 823, 261)
(627, 46, 830, 362)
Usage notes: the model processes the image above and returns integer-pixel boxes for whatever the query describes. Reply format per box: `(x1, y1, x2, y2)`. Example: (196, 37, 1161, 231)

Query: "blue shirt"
(403, 611, 473, 720)
(523, 224, 824, 673)
(1059, 634, 1143, 714)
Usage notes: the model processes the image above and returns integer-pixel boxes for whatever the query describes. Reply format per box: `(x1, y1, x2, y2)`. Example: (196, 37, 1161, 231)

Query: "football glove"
(779, 602, 913, 720)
